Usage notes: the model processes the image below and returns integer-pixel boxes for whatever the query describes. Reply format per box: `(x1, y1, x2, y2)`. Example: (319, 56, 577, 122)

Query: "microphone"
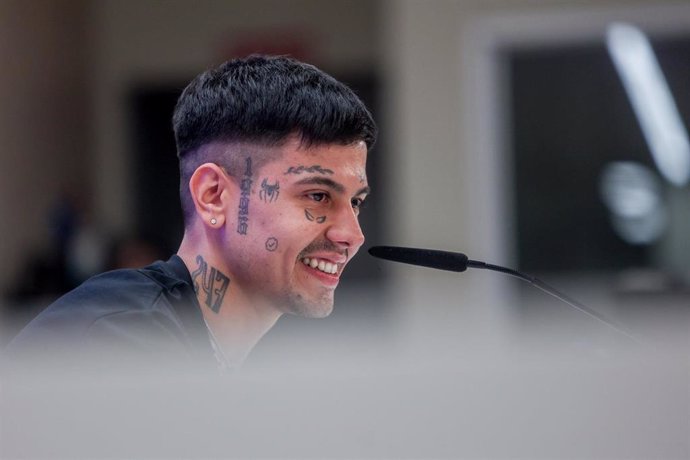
(368, 246, 469, 272)
(368, 245, 640, 343)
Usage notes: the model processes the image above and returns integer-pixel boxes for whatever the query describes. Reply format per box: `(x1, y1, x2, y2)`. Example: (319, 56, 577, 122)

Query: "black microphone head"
(368, 246, 469, 272)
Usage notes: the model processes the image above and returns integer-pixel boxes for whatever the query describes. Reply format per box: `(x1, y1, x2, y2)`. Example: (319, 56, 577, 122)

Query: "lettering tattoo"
(265, 237, 278, 252)
(237, 157, 252, 235)
(259, 178, 280, 203)
(190, 255, 230, 313)
(284, 165, 334, 175)
(305, 209, 327, 224)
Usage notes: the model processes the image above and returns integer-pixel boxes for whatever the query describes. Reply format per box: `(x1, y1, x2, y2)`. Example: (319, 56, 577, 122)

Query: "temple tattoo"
(284, 165, 334, 175)
(265, 237, 278, 252)
(237, 157, 252, 235)
(305, 209, 327, 224)
(189, 255, 230, 313)
(259, 178, 280, 203)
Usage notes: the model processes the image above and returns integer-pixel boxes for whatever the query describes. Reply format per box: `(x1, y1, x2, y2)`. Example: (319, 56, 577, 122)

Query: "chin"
(285, 293, 334, 318)
(304, 304, 334, 319)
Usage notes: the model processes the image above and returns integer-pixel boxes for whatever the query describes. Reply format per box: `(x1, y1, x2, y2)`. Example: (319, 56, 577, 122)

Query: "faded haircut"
(172, 55, 377, 225)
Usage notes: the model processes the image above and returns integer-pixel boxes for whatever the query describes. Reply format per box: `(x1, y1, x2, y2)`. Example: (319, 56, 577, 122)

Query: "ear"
(188, 163, 233, 228)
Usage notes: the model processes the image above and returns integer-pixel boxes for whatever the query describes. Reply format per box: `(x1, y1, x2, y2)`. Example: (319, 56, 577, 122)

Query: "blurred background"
(2, 0, 690, 350)
(1, 0, 689, 457)
(1, 0, 690, 349)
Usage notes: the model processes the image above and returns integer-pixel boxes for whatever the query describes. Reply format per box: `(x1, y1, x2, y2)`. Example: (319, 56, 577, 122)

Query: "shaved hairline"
(178, 141, 285, 227)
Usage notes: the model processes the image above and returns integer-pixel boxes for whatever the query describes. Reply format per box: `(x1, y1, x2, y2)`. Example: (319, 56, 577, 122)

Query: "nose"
(325, 205, 365, 251)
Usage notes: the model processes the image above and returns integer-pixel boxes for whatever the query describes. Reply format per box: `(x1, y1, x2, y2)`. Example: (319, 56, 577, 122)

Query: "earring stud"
(210, 218, 217, 225)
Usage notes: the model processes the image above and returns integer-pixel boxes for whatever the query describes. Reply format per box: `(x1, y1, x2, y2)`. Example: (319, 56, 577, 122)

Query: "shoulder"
(5, 257, 205, 359)
(24, 266, 171, 328)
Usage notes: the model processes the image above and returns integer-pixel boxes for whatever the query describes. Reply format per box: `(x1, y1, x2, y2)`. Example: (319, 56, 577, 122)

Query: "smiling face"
(221, 138, 369, 318)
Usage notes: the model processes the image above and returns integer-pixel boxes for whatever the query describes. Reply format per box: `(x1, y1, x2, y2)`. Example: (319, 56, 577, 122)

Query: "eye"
(351, 197, 366, 211)
(307, 192, 329, 203)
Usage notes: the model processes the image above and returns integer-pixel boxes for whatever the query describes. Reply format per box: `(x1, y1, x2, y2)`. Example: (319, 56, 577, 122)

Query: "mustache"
(299, 240, 348, 259)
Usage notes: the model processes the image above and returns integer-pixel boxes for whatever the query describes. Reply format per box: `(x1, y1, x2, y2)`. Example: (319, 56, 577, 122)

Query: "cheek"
(259, 202, 315, 233)
(254, 209, 300, 254)
(255, 200, 327, 249)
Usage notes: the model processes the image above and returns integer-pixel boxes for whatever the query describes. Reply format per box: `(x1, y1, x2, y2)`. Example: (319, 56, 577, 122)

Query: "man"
(7, 55, 377, 370)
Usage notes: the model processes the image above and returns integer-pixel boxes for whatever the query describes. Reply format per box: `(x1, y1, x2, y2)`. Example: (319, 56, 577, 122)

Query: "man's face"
(223, 138, 369, 318)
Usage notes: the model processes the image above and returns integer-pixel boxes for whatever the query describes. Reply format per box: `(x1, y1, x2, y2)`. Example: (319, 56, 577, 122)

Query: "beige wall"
(0, 0, 91, 293)
(0, 0, 381, 296)
(90, 0, 382, 234)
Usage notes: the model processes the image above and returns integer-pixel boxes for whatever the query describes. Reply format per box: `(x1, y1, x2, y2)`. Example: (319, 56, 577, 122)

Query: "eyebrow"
(294, 177, 370, 196)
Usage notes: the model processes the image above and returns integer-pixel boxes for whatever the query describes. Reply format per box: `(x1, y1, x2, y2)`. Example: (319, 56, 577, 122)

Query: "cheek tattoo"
(265, 237, 278, 252)
(305, 209, 327, 224)
(190, 255, 230, 313)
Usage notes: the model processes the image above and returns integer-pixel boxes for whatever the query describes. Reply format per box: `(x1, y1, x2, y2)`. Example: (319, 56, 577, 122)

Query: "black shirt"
(5, 255, 216, 370)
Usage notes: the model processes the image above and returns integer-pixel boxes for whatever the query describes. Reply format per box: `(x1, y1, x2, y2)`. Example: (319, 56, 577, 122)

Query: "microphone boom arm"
(467, 260, 638, 343)
(368, 246, 640, 343)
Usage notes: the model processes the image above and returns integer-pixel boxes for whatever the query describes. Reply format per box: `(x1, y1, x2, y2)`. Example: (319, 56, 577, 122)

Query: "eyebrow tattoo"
(284, 165, 334, 175)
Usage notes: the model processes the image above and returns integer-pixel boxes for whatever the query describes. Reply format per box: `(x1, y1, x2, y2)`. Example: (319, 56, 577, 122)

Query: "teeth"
(301, 257, 338, 275)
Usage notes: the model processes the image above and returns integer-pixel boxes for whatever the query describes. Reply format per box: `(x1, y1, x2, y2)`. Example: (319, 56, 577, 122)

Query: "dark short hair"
(173, 55, 377, 155)
(173, 55, 377, 224)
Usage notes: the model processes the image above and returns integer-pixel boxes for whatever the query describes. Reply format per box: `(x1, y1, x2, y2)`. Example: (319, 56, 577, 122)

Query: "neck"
(201, 295, 282, 367)
(178, 234, 282, 367)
